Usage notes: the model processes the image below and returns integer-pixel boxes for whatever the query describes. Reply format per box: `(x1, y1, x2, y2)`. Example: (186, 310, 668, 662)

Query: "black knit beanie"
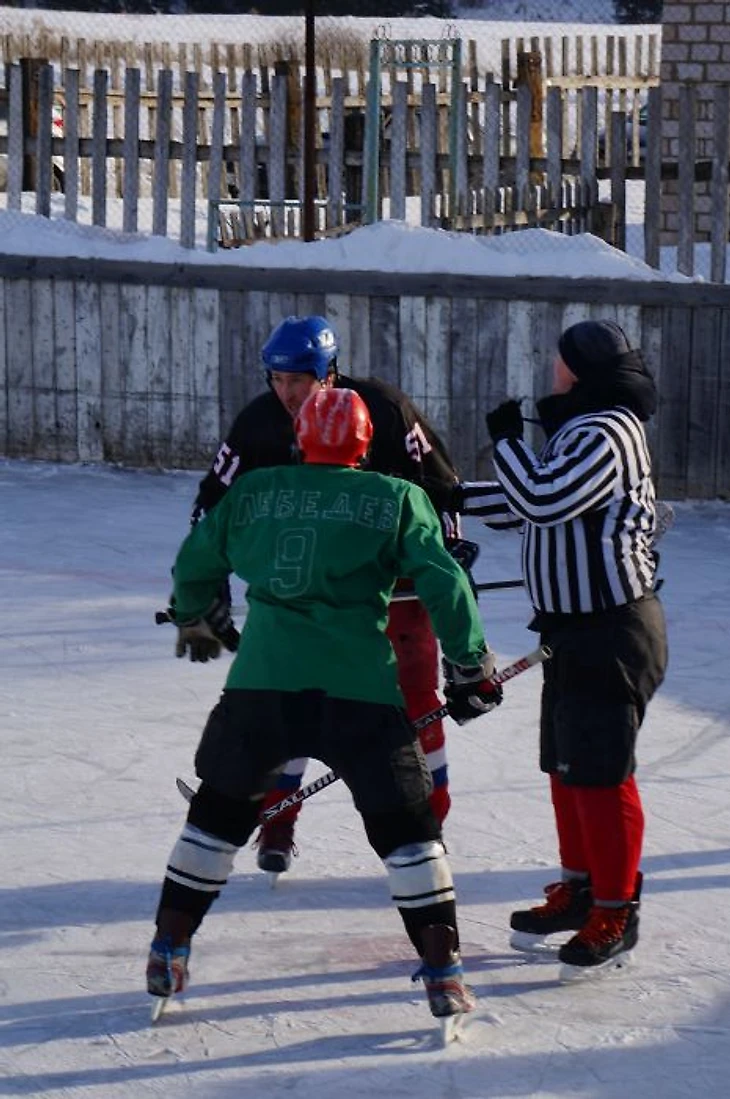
(558, 320, 632, 381)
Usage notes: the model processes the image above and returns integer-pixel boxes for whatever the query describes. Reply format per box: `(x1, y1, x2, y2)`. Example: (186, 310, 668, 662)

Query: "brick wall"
(660, 0, 730, 241)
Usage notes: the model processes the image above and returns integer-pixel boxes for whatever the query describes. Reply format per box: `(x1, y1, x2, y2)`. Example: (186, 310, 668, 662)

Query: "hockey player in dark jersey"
(189, 315, 465, 876)
(146, 387, 502, 1038)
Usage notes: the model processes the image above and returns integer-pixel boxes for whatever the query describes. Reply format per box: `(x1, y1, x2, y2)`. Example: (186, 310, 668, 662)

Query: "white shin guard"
(165, 824, 238, 894)
(384, 841, 455, 910)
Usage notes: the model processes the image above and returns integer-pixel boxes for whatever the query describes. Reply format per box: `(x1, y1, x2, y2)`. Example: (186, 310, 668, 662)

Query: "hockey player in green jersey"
(146, 387, 502, 1036)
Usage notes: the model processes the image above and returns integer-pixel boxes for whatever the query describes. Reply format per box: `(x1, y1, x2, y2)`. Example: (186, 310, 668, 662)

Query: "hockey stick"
(175, 645, 551, 818)
(474, 579, 524, 592)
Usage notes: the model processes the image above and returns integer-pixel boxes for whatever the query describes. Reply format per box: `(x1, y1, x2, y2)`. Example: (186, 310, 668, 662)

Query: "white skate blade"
(439, 1012, 468, 1046)
(509, 930, 562, 954)
(267, 871, 280, 889)
(559, 949, 634, 984)
(176, 777, 196, 804)
(150, 996, 168, 1023)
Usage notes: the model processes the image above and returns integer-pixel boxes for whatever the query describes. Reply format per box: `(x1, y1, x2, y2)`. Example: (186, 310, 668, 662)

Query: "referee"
(463, 319, 668, 979)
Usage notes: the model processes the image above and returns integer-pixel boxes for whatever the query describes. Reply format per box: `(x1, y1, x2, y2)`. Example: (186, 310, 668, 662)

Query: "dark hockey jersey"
(193, 375, 461, 539)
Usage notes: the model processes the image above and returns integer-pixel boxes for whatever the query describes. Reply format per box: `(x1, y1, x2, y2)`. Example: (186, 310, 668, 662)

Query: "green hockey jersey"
(173, 462, 488, 706)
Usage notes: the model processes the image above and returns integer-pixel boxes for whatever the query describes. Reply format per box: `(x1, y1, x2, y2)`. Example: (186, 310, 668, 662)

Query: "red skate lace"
(572, 906, 629, 948)
(533, 881, 576, 915)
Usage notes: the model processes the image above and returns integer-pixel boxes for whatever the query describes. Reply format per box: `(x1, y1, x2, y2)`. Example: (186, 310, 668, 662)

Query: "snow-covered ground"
(1, 458, 729, 1098)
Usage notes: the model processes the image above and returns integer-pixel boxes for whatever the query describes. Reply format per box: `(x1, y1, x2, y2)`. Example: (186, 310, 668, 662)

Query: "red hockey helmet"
(295, 388, 373, 467)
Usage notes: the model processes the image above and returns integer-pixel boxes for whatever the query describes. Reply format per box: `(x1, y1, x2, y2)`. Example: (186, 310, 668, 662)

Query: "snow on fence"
(0, 257, 728, 500)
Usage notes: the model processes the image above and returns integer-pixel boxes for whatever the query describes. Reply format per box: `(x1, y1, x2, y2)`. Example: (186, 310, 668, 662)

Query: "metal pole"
(303, 0, 316, 242)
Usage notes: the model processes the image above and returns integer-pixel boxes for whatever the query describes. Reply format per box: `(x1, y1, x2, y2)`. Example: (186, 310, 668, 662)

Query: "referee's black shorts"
(538, 593, 668, 786)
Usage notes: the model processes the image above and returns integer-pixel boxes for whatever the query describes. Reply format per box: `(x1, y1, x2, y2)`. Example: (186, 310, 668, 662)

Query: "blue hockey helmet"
(261, 316, 339, 380)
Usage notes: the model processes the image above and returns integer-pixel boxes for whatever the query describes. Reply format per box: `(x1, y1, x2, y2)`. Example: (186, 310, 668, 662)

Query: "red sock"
(550, 774, 588, 874)
(572, 777, 644, 901)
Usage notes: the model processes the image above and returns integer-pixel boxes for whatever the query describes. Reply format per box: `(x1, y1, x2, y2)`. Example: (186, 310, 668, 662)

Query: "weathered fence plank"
(64, 66, 81, 222)
(710, 84, 729, 286)
(152, 69, 173, 237)
(53, 279, 77, 463)
(170, 286, 197, 464)
(474, 299, 509, 482)
(119, 284, 148, 461)
(192, 288, 221, 456)
(30, 279, 55, 459)
(7, 64, 22, 211)
(717, 309, 730, 500)
(389, 81, 407, 222)
(423, 295, 452, 448)
(347, 295, 372, 381)
(5, 279, 32, 455)
(0, 281, 6, 454)
(180, 71, 199, 251)
(420, 81, 437, 228)
(399, 295, 427, 406)
(327, 77, 346, 229)
(657, 304, 692, 498)
(35, 63, 53, 218)
(76, 279, 104, 463)
(147, 284, 172, 467)
(92, 68, 108, 227)
(449, 297, 480, 479)
(369, 297, 400, 390)
(686, 306, 722, 499)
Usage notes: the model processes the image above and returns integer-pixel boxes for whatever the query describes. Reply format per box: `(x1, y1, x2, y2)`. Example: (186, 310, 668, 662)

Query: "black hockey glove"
(174, 590, 240, 661)
(485, 400, 524, 444)
(161, 584, 240, 654)
(443, 652, 503, 726)
(447, 538, 480, 574)
(446, 538, 480, 599)
(203, 589, 240, 652)
(175, 617, 222, 663)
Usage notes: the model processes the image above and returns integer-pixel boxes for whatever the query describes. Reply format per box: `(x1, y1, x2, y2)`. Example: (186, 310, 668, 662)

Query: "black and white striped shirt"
(462, 408, 658, 615)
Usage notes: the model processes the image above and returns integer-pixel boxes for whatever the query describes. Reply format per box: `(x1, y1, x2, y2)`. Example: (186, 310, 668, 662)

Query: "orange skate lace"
(572, 906, 629, 948)
(533, 881, 577, 915)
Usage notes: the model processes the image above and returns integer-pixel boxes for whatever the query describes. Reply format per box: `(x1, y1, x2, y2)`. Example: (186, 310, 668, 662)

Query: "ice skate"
(413, 924, 476, 1046)
(146, 934, 190, 1022)
(558, 900, 640, 982)
(254, 819, 297, 886)
(509, 878, 592, 953)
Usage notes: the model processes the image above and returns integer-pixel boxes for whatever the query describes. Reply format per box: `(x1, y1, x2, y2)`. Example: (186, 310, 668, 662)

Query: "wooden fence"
(0, 36, 668, 248)
(1, 255, 728, 501)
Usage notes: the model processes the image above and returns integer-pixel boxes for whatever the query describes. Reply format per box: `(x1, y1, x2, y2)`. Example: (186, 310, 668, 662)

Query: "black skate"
(509, 878, 592, 953)
(559, 874, 642, 982)
(413, 924, 476, 1045)
(254, 819, 297, 886)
